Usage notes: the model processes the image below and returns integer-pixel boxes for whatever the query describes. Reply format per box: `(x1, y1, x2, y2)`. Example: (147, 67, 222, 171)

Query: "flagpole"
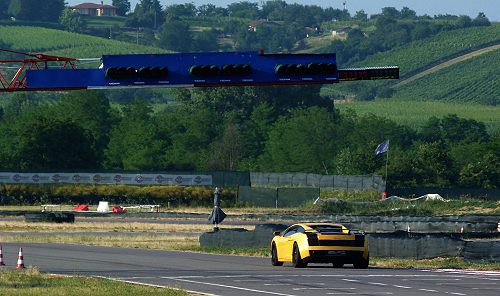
(384, 140, 389, 186)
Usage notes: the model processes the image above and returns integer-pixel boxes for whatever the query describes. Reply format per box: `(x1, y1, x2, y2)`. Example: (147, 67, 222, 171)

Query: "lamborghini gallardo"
(271, 223, 369, 268)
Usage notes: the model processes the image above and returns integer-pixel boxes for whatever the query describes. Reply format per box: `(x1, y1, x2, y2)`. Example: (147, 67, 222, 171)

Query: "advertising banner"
(0, 172, 212, 186)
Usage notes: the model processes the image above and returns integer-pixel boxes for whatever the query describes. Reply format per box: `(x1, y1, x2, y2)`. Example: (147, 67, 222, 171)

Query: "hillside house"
(332, 26, 351, 36)
(70, 2, 118, 16)
(248, 20, 280, 32)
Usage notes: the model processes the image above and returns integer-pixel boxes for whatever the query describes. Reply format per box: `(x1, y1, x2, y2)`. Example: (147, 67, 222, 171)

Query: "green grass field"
(0, 267, 188, 296)
(83, 15, 127, 28)
(333, 99, 500, 134)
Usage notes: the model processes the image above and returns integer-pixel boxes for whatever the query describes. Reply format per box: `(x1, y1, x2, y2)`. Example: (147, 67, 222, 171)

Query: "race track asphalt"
(1, 243, 499, 296)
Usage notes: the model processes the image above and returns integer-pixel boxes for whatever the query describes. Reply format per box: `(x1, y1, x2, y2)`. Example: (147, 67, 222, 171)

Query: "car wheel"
(332, 262, 344, 268)
(292, 243, 307, 268)
(353, 254, 369, 269)
(271, 244, 283, 266)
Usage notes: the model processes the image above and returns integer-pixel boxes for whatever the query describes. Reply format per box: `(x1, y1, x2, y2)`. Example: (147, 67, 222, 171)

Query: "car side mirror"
(274, 231, 281, 236)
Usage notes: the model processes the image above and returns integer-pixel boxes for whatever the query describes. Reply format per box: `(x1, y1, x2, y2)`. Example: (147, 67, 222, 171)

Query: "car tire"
(353, 254, 369, 269)
(332, 262, 344, 268)
(292, 243, 307, 268)
(271, 244, 283, 266)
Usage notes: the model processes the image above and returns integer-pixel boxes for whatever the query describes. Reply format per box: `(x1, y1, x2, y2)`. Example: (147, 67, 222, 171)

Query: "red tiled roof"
(248, 20, 279, 27)
(70, 2, 117, 9)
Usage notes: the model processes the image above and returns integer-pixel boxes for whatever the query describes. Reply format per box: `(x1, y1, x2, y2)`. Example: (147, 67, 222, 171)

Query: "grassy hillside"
(0, 26, 167, 58)
(322, 23, 500, 96)
(334, 99, 500, 134)
(320, 23, 500, 132)
(392, 49, 500, 102)
(346, 23, 500, 74)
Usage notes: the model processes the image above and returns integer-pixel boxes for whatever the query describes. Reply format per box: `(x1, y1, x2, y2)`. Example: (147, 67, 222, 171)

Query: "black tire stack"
(25, 212, 75, 223)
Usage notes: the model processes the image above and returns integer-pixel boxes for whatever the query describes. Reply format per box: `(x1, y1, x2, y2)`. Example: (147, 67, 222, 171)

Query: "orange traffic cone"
(0, 246, 5, 266)
(16, 247, 25, 268)
(407, 224, 411, 233)
(460, 226, 465, 233)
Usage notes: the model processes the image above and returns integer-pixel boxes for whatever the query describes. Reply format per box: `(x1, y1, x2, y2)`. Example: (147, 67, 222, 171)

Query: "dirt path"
(393, 44, 500, 87)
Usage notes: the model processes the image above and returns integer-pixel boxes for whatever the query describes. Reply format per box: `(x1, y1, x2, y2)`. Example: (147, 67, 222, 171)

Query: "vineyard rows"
(0, 26, 166, 57)
(393, 49, 500, 103)
(348, 23, 500, 74)
(325, 23, 500, 102)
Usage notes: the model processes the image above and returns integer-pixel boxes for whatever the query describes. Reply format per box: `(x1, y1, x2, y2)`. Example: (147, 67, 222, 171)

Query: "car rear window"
(309, 225, 344, 233)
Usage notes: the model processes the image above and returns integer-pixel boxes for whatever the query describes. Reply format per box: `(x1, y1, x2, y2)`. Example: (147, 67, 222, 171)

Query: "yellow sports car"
(270, 223, 369, 268)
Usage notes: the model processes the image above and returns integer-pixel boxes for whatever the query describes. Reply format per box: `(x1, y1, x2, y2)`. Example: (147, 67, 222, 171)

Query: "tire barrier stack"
(200, 223, 288, 248)
(464, 241, 500, 263)
(367, 232, 466, 259)
(24, 212, 75, 223)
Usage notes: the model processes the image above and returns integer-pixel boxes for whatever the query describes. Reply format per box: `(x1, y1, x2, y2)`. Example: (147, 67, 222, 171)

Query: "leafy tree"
(227, 1, 260, 19)
(59, 8, 87, 33)
(206, 124, 243, 170)
(458, 153, 500, 188)
(156, 108, 219, 170)
(262, 106, 338, 173)
(0, 0, 9, 19)
(472, 12, 490, 27)
(51, 90, 117, 167)
(323, 7, 344, 22)
(381, 7, 399, 18)
(455, 15, 472, 29)
(192, 28, 220, 52)
(223, 19, 245, 35)
(105, 98, 166, 170)
(417, 141, 453, 187)
(261, 0, 287, 21)
(125, 0, 164, 28)
(440, 114, 489, 144)
(283, 3, 318, 27)
(187, 85, 333, 122)
(5, 92, 38, 115)
(240, 102, 275, 165)
(164, 3, 196, 17)
(411, 22, 432, 40)
(15, 115, 99, 169)
(197, 4, 228, 17)
(353, 10, 367, 22)
(157, 17, 192, 52)
(400, 7, 417, 19)
(419, 116, 442, 143)
(113, 0, 131, 16)
(387, 155, 423, 188)
(8, 0, 64, 22)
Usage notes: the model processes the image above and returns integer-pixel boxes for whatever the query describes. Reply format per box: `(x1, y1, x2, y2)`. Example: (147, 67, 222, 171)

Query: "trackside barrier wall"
(238, 187, 320, 208)
(367, 233, 466, 259)
(464, 241, 500, 262)
(238, 186, 320, 208)
(341, 221, 498, 233)
(250, 173, 385, 193)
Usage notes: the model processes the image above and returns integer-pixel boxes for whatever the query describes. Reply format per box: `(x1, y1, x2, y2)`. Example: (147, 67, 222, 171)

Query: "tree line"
(0, 1, 491, 55)
(0, 88, 499, 189)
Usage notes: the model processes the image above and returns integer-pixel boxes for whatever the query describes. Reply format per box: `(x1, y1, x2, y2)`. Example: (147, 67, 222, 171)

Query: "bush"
(0, 184, 236, 206)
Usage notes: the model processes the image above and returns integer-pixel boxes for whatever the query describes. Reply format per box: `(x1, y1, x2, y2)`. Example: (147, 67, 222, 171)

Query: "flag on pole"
(375, 140, 389, 155)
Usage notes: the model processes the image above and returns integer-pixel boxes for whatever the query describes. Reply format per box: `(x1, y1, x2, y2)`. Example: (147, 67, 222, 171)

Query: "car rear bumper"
(305, 250, 366, 264)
